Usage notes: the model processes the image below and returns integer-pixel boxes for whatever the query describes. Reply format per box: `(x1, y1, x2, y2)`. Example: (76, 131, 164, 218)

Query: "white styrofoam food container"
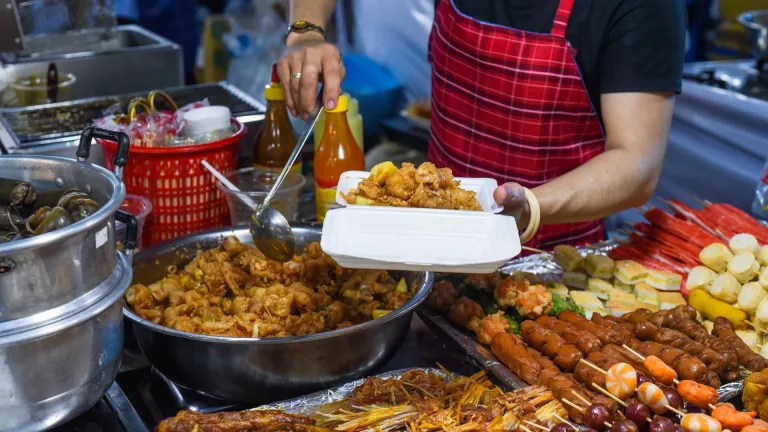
(335, 171, 503, 213)
(321, 207, 521, 273)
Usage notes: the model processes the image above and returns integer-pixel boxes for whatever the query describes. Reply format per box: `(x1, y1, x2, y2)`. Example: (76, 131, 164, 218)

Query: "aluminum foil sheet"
(498, 242, 618, 280)
(251, 368, 449, 414)
(719, 379, 745, 403)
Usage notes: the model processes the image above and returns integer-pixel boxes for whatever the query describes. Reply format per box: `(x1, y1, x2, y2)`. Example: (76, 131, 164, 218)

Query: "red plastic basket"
(100, 119, 247, 246)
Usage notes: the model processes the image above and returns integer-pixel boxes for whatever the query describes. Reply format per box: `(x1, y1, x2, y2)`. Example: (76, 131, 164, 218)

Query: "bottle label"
(316, 184, 341, 222)
(253, 163, 302, 175)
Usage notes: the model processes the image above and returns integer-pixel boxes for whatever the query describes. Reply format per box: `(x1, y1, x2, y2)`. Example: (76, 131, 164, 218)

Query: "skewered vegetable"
(0, 177, 35, 206)
(710, 273, 742, 303)
(687, 266, 718, 292)
(731, 234, 760, 256)
(728, 253, 761, 284)
(678, 380, 718, 410)
(688, 288, 747, 329)
(738, 283, 768, 315)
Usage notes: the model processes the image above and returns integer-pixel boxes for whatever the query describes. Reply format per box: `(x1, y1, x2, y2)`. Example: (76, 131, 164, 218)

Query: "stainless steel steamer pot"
(0, 127, 130, 322)
(125, 225, 434, 402)
(0, 252, 133, 432)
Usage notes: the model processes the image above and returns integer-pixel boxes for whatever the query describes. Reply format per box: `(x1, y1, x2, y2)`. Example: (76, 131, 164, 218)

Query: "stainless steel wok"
(125, 225, 434, 402)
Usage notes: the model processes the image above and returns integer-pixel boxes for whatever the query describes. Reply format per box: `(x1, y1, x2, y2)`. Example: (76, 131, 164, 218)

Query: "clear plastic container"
(217, 167, 306, 225)
(115, 194, 153, 250)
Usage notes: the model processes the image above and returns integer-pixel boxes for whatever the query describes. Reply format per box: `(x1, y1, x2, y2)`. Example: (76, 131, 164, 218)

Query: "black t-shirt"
(443, 0, 687, 121)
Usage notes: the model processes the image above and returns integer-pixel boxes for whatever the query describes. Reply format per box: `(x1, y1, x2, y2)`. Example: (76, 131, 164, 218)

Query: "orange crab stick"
(644, 355, 678, 385)
(678, 380, 718, 410)
(711, 404, 756, 432)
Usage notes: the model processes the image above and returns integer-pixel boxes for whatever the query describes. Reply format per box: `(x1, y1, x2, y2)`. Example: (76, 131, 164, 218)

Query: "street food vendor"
(278, 0, 686, 248)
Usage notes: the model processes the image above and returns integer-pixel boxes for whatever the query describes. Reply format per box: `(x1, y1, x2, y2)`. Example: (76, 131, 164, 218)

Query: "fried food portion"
(156, 409, 322, 432)
(744, 369, 768, 420)
(341, 162, 482, 211)
(125, 237, 413, 338)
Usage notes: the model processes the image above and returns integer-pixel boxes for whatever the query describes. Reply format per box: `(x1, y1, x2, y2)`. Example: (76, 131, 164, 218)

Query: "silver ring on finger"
(290, 72, 302, 79)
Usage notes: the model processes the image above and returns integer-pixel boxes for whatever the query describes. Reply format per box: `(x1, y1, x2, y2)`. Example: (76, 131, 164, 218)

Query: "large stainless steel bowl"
(0, 127, 130, 322)
(739, 10, 768, 59)
(0, 252, 132, 432)
(125, 225, 434, 402)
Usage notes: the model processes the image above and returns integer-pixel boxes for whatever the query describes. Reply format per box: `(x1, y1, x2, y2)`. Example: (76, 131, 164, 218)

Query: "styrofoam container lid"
(335, 171, 502, 213)
(320, 207, 521, 273)
(184, 106, 231, 136)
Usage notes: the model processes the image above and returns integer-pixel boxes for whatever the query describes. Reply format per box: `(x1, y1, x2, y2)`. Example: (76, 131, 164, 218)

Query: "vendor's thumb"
(493, 183, 529, 227)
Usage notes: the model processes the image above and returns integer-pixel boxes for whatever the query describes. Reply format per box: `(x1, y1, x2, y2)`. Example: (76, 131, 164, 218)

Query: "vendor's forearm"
(287, 0, 336, 46)
(532, 148, 661, 225)
(532, 92, 674, 226)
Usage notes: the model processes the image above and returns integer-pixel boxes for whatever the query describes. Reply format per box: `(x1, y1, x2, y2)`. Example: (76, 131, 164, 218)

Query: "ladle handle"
(261, 89, 324, 207)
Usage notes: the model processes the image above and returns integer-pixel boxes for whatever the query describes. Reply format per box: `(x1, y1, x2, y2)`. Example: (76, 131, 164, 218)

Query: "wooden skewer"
(524, 420, 550, 431)
(579, 358, 608, 375)
(590, 383, 628, 408)
(523, 246, 549, 254)
(745, 320, 768, 334)
(666, 405, 686, 418)
(520, 425, 534, 432)
(561, 398, 585, 413)
(553, 414, 579, 431)
(570, 390, 592, 407)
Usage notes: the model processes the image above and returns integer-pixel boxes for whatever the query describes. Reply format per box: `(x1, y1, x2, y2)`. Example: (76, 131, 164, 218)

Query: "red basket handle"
(78, 126, 131, 179)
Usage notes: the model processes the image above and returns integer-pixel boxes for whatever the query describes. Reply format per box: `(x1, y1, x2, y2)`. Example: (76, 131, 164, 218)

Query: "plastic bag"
(223, 0, 287, 105)
(92, 96, 211, 148)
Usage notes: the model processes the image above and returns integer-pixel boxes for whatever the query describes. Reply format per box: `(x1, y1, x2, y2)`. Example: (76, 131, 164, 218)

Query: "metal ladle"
(249, 90, 324, 262)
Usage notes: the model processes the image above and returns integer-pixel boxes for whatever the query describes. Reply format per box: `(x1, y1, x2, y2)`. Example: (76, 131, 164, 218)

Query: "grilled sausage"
(634, 321, 726, 374)
(490, 332, 543, 385)
(592, 314, 634, 345)
(536, 315, 603, 355)
(521, 320, 583, 371)
(558, 311, 624, 345)
(622, 308, 654, 325)
(712, 317, 768, 372)
(628, 339, 720, 388)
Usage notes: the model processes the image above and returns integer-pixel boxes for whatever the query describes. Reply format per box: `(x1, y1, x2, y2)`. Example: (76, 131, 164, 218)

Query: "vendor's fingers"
(289, 54, 305, 116)
(276, 59, 296, 117)
(321, 55, 343, 110)
(299, 51, 322, 119)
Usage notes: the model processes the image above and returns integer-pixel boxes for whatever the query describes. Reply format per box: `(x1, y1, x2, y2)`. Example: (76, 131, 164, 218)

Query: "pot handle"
(77, 126, 131, 180)
(115, 210, 139, 262)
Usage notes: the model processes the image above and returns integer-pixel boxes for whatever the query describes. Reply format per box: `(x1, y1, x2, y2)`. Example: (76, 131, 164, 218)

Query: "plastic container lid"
(321, 207, 521, 273)
(184, 106, 232, 137)
(321, 170, 519, 273)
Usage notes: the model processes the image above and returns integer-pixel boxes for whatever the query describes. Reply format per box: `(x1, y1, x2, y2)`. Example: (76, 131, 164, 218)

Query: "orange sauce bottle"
(314, 94, 365, 222)
(253, 65, 300, 174)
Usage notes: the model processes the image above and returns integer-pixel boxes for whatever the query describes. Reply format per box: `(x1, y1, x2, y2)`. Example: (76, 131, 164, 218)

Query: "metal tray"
(421, 246, 746, 402)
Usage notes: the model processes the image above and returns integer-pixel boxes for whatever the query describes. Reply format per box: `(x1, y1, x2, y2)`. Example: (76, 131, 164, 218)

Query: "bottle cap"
(324, 94, 349, 113)
(265, 63, 285, 101)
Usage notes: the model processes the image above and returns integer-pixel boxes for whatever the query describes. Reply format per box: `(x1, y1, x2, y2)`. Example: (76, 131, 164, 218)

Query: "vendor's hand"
(277, 32, 345, 120)
(493, 182, 531, 230)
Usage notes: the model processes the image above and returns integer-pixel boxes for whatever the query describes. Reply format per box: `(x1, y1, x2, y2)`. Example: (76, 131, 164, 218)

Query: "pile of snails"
(0, 178, 101, 243)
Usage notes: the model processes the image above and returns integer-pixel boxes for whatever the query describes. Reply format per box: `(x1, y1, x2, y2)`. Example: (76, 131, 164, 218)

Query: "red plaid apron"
(428, 0, 606, 249)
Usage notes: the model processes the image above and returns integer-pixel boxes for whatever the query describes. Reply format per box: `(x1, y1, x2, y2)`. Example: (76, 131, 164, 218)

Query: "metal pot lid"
(0, 252, 132, 346)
